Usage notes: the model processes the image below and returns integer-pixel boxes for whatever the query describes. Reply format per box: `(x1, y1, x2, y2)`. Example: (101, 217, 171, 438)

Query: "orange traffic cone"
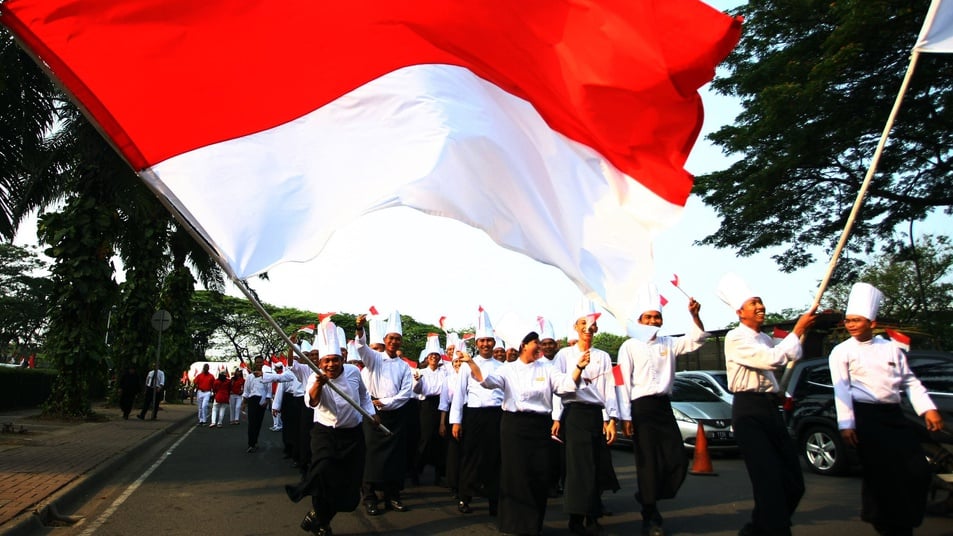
(688, 422, 717, 476)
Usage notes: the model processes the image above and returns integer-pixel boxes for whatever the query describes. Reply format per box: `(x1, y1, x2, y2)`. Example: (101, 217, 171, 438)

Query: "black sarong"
(498, 411, 551, 535)
(563, 403, 619, 515)
(854, 402, 931, 531)
(286, 422, 365, 524)
(363, 403, 409, 485)
(631, 395, 686, 504)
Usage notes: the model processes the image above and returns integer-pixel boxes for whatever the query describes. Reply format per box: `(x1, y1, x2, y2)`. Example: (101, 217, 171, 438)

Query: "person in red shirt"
(193, 364, 216, 425)
(229, 369, 246, 424)
(210, 371, 231, 427)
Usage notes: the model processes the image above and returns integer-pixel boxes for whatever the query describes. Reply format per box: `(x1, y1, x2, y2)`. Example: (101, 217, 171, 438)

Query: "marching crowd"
(185, 274, 944, 536)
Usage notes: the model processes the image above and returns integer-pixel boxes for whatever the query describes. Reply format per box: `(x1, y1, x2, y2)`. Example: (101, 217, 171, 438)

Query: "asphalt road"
(46, 421, 953, 535)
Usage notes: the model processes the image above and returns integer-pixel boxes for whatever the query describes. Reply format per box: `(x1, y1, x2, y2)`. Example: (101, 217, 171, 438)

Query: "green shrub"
(0, 367, 58, 410)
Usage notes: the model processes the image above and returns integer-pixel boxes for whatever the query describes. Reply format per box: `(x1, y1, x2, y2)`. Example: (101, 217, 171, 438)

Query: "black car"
(783, 350, 953, 476)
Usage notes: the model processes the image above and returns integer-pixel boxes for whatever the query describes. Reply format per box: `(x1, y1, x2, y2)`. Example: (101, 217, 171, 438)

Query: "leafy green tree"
(0, 31, 58, 239)
(593, 332, 627, 361)
(38, 194, 118, 418)
(696, 0, 953, 278)
(823, 234, 953, 345)
(0, 243, 51, 361)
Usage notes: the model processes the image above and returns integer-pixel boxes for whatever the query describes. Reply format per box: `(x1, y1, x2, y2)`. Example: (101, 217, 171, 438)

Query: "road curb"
(3, 413, 195, 536)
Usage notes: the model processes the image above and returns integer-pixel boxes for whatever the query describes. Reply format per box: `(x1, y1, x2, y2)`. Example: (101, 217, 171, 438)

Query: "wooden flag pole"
(780, 49, 923, 390)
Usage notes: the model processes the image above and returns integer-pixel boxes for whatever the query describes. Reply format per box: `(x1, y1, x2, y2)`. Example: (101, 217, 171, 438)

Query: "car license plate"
(708, 430, 733, 440)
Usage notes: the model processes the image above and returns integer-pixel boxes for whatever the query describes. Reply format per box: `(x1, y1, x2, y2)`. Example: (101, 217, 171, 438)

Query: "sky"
(12, 0, 948, 345)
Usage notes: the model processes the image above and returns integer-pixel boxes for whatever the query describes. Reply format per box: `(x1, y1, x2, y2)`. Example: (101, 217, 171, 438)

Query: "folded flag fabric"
(1, 0, 740, 322)
(885, 328, 911, 352)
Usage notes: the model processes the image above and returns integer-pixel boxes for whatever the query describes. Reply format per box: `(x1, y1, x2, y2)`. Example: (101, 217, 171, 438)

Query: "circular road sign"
(151, 310, 172, 332)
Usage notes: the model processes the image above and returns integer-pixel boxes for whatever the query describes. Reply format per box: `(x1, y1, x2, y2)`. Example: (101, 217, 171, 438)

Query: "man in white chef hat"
(829, 282, 942, 536)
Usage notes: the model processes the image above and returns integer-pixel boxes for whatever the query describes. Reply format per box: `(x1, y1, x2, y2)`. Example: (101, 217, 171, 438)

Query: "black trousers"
(415, 396, 446, 478)
(630, 395, 686, 507)
(281, 394, 303, 460)
(138, 387, 161, 419)
(855, 402, 931, 532)
(246, 396, 266, 448)
(286, 422, 365, 526)
(498, 412, 551, 535)
(733, 392, 803, 535)
(299, 402, 315, 469)
(444, 411, 461, 490)
(562, 403, 619, 516)
(459, 406, 502, 504)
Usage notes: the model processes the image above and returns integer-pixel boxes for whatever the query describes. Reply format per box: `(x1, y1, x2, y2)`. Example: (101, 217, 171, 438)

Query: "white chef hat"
(445, 332, 461, 352)
(536, 316, 556, 341)
(316, 321, 344, 358)
(572, 296, 596, 320)
(419, 333, 442, 361)
(299, 340, 313, 353)
(634, 283, 663, 315)
(385, 310, 402, 337)
(336, 327, 347, 351)
(368, 316, 385, 345)
(475, 307, 495, 340)
(346, 340, 360, 362)
(717, 272, 758, 311)
(845, 282, 883, 321)
(494, 337, 505, 350)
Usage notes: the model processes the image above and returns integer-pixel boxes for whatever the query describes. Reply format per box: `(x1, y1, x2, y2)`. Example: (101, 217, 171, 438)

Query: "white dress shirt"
(830, 336, 936, 430)
(355, 334, 413, 410)
(305, 364, 375, 428)
(414, 365, 447, 399)
(145, 369, 165, 389)
(552, 345, 619, 422)
(617, 324, 709, 420)
(480, 359, 577, 414)
(725, 324, 802, 393)
(242, 374, 269, 405)
(449, 356, 504, 424)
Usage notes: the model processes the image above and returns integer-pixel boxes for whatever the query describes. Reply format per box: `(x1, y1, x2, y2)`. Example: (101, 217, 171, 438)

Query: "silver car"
(676, 370, 733, 404)
(670, 378, 736, 451)
(615, 378, 736, 451)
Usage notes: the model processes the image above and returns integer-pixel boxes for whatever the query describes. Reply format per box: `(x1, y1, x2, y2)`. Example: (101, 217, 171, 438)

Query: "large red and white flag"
(916, 0, 953, 52)
(1, 0, 740, 321)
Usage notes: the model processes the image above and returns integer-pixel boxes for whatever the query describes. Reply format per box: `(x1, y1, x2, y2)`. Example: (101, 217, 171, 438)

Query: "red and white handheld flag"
(885, 329, 911, 352)
(368, 306, 379, 317)
(0, 0, 740, 322)
(670, 273, 691, 299)
(297, 324, 316, 335)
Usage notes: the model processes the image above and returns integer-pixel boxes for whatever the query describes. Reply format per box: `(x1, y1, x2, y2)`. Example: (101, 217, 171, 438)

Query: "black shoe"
(364, 502, 381, 516)
(246, 445, 257, 453)
(313, 524, 333, 536)
(136, 415, 144, 420)
(738, 523, 762, 536)
(569, 520, 589, 536)
(457, 501, 472, 514)
(387, 499, 409, 512)
(300, 510, 317, 532)
(586, 516, 606, 536)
